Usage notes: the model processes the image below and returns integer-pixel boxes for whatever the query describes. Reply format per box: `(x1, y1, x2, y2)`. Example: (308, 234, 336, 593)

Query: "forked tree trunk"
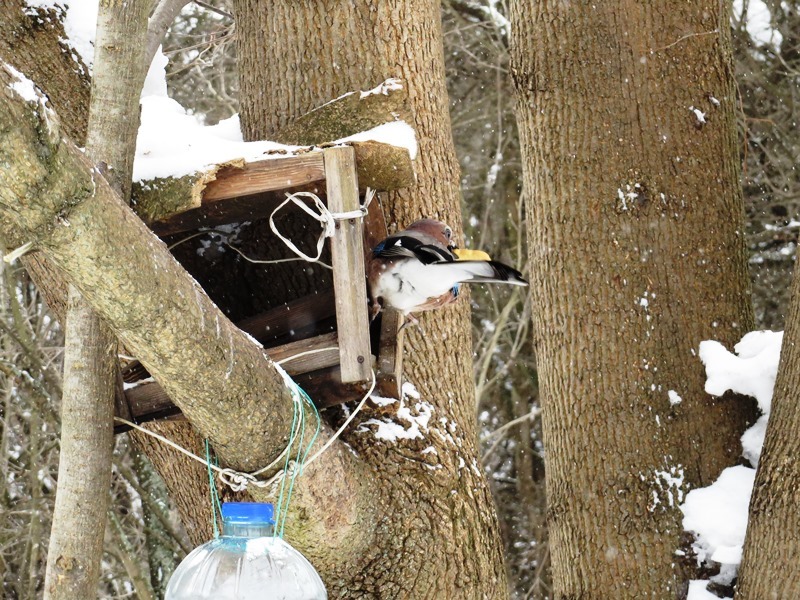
(510, 1, 755, 597)
(230, 0, 506, 597)
(737, 266, 800, 598)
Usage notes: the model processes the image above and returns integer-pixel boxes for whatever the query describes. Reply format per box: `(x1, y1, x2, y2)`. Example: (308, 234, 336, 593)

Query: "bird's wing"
(373, 235, 456, 264)
(429, 260, 529, 286)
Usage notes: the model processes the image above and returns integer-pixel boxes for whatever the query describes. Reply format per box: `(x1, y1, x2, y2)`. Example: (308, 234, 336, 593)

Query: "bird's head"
(406, 218, 456, 250)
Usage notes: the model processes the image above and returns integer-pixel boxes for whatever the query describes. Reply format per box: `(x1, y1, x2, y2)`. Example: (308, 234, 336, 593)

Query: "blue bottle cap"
(221, 502, 275, 524)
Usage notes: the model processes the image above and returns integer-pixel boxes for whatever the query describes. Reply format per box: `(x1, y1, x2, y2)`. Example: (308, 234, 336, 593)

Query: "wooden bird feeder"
(116, 142, 410, 430)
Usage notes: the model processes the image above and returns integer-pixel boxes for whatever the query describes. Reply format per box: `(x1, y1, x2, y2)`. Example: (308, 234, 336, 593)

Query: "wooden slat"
(294, 365, 376, 409)
(236, 289, 336, 345)
(324, 146, 372, 382)
(266, 331, 340, 374)
(116, 332, 342, 431)
(203, 154, 326, 202)
(376, 308, 404, 398)
(361, 196, 404, 397)
(362, 191, 388, 263)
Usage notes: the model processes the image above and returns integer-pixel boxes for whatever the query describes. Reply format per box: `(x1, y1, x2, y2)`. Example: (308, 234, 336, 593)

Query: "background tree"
(736, 245, 800, 597)
(510, 0, 757, 597)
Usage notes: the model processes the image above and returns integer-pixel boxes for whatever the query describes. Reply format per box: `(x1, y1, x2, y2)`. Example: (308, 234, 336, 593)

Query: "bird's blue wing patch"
(452, 283, 460, 297)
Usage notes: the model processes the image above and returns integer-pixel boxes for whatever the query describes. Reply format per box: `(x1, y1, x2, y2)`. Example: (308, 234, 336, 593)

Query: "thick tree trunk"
(510, 1, 755, 597)
(1, 0, 92, 323)
(736, 270, 800, 598)
(226, 0, 507, 597)
(43, 4, 150, 598)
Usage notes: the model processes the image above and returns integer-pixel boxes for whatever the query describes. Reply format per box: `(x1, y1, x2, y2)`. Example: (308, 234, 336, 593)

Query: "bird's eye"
(444, 226, 453, 239)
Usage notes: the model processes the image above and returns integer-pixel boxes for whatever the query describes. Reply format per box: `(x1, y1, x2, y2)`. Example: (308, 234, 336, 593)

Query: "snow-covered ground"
(682, 330, 783, 598)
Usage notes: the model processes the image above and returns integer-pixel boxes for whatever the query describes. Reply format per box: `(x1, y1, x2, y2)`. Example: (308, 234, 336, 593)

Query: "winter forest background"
(2, 0, 799, 598)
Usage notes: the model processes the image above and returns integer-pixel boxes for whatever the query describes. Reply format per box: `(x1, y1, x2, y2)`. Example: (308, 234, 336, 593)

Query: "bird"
(367, 218, 528, 322)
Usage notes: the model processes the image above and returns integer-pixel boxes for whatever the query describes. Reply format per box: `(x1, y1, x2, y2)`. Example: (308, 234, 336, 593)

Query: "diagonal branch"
(144, 0, 194, 71)
(0, 66, 375, 563)
(0, 67, 295, 471)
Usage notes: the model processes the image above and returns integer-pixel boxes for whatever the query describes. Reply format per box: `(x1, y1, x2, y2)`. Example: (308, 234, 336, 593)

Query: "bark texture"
(510, 1, 755, 597)
(737, 276, 800, 598)
(228, 0, 507, 597)
(43, 288, 116, 600)
(44, 4, 151, 598)
(0, 0, 90, 144)
(1, 71, 299, 471)
(0, 0, 92, 322)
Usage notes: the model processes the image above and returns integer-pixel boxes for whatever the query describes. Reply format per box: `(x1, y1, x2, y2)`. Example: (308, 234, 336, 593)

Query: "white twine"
(115, 362, 376, 492)
(227, 187, 376, 269)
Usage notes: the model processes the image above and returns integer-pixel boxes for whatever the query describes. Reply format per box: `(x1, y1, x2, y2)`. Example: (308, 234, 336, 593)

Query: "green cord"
(203, 378, 322, 540)
(279, 393, 307, 538)
(274, 383, 322, 538)
(274, 387, 301, 537)
(297, 386, 321, 470)
(204, 439, 222, 538)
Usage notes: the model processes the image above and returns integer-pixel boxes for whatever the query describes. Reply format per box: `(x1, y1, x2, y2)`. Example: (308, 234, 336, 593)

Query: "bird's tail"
(437, 260, 528, 286)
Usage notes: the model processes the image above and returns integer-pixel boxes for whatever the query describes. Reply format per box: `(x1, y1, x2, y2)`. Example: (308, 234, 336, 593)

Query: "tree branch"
(0, 66, 295, 470)
(44, 2, 151, 597)
(145, 0, 193, 72)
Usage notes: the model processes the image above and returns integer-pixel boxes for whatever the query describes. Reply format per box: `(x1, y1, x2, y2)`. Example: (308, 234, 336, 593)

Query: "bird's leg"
(399, 313, 424, 333)
(369, 298, 383, 322)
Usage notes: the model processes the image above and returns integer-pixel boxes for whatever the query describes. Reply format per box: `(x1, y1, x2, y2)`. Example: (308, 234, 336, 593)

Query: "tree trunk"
(736, 267, 800, 598)
(43, 288, 116, 600)
(1, 0, 92, 323)
(510, 1, 756, 597)
(43, 3, 150, 598)
(227, 0, 507, 597)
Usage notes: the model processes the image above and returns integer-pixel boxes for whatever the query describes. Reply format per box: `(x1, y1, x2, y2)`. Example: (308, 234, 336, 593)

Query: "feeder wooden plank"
(203, 154, 326, 203)
(124, 382, 176, 421)
(294, 365, 375, 410)
(236, 289, 336, 345)
(324, 146, 372, 383)
(115, 332, 343, 431)
(376, 308, 404, 398)
(362, 191, 387, 264)
(117, 362, 372, 431)
(266, 332, 340, 374)
(142, 143, 414, 237)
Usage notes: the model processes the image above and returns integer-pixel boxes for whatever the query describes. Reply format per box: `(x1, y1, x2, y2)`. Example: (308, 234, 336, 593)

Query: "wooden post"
(324, 146, 372, 382)
(377, 308, 404, 398)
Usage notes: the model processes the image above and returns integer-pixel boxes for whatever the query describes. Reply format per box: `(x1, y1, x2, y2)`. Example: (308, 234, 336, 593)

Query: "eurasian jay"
(367, 218, 528, 321)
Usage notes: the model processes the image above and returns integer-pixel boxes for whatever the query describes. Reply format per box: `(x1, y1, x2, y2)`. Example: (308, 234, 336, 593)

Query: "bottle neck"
(222, 521, 275, 538)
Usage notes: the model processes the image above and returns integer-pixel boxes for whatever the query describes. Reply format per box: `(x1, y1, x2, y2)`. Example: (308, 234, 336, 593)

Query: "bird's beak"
(453, 248, 492, 261)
